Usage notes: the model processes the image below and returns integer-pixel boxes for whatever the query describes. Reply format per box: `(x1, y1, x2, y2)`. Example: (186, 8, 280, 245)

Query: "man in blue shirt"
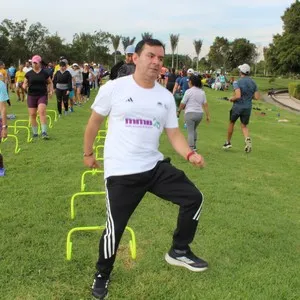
(8, 64, 16, 93)
(223, 64, 260, 153)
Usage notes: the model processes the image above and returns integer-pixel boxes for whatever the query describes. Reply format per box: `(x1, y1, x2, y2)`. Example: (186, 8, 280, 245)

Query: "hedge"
(288, 82, 300, 99)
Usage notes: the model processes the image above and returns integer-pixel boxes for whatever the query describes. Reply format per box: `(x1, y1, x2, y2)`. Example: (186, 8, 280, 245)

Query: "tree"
(193, 39, 202, 71)
(169, 34, 179, 68)
(121, 36, 136, 53)
(0, 19, 29, 64)
(208, 37, 230, 70)
(111, 34, 121, 64)
(141, 32, 153, 40)
(26, 22, 49, 55)
(266, 1, 300, 74)
(230, 38, 257, 68)
(42, 34, 65, 63)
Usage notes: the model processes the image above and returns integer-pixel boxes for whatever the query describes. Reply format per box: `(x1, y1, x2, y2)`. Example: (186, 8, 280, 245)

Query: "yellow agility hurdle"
(95, 145, 104, 161)
(81, 169, 104, 192)
(1, 134, 21, 154)
(66, 225, 136, 260)
(47, 110, 58, 122)
(13, 119, 31, 128)
(70, 191, 106, 219)
(8, 125, 32, 143)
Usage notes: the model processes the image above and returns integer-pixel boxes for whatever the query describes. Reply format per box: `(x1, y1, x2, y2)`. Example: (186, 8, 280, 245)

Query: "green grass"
(253, 77, 296, 91)
(0, 83, 299, 300)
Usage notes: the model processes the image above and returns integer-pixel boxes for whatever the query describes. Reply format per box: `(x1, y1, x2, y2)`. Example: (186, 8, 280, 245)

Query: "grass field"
(0, 79, 299, 300)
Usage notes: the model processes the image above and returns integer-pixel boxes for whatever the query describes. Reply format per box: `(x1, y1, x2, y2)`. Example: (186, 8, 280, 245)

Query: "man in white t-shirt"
(83, 39, 208, 300)
(22, 61, 32, 73)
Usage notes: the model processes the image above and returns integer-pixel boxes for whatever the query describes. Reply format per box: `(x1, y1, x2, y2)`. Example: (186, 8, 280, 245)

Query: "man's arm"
(165, 127, 205, 167)
(83, 110, 106, 168)
(0, 102, 7, 138)
(47, 77, 54, 96)
(229, 88, 241, 102)
(254, 91, 260, 100)
(117, 64, 128, 78)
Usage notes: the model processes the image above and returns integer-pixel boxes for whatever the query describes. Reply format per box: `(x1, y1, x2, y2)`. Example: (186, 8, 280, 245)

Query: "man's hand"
(188, 152, 205, 168)
(83, 155, 100, 169)
(1, 128, 8, 139)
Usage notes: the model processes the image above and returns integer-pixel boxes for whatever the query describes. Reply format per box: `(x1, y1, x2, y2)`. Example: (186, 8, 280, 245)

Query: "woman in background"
(177, 75, 210, 151)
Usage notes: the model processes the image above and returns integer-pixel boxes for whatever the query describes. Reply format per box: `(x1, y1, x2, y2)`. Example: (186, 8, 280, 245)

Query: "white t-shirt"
(91, 75, 178, 179)
(181, 86, 207, 114)
(23, 66, 32, 73)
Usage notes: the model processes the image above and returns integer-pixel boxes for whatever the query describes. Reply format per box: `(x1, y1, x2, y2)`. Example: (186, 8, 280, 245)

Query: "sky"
(1, 0, 295, 60)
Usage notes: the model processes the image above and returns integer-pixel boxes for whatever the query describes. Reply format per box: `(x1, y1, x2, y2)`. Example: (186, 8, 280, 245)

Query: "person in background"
(23, 55, 53, 139)
(72, 63, 83, 105)
(0, 78, 9, 176)
(222, 64, 260, 152)
(177, 75, 210, 151)
(15, 65, 26, 102)
(165, 67, 177, 93)
(23, 61, 32, 74)
(8, 64, 16, 93)
(117, 45, 136, 78)
(53, 59, 73, 117)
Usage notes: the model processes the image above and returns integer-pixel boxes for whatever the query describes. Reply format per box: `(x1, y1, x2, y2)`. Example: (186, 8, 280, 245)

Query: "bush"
(288, 82, 300, 99)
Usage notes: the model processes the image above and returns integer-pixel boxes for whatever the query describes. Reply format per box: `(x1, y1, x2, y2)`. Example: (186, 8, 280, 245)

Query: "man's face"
(125, 53, 133, 64)
(133, 44, 164, 81)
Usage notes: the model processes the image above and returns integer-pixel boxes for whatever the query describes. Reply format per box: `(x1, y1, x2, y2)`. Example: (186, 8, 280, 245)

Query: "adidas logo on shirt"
(126, 97, 133, 102)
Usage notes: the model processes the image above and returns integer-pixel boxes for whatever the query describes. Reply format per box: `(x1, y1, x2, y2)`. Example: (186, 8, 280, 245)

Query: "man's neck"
(133, 74, 155, 89)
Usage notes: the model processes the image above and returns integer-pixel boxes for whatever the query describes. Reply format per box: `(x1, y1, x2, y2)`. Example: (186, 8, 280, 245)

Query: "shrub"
(288, 82, 300, 99)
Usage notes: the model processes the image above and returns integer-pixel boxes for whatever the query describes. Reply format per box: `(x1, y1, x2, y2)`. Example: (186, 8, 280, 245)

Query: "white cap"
(125, 45, 135, 54)
(238, 63, 250, 74)
(84, 63, 89, 66)
(187, 68, 194, 74)
(72, 63, 79, 67)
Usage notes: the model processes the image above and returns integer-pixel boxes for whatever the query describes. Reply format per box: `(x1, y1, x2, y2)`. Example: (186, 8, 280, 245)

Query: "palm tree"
(141, 32, 153, 40)
(111, 34, 121, 64)
(193, 39, 203, 71)
(121, 36, 136, 53)
(170, 34, 179, 68)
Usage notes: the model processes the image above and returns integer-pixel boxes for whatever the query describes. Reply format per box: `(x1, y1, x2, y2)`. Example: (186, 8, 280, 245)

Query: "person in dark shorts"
(84, 38, 208, 300)
(23, 55, 53, 139)
(222, 64, 260, 152)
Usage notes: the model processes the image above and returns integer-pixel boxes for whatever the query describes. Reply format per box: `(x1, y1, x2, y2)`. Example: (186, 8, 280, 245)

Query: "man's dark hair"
(135, 39, 165, 55)
(189, 75, 203, 88)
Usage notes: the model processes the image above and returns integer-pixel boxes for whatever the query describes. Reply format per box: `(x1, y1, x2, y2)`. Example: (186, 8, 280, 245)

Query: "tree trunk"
(196, 55, 199, 71)
(114, 52, 117, 64)
(172, 51, 174, 68)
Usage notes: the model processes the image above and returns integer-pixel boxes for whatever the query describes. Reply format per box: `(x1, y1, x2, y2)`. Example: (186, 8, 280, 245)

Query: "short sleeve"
(164, 95, 178, 128)
(181, 89, 190, 104)
(91, 80, 115, 116)
(44, 70, 50, 80)
(233, 80, 239, 90)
